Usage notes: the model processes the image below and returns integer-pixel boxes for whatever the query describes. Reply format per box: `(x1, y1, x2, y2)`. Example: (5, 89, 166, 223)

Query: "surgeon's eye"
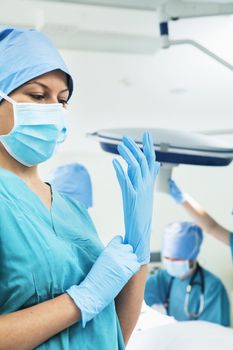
(30, 94, 46, 102)
(29, 94, 68, 106)
(59, 99, 69, 107)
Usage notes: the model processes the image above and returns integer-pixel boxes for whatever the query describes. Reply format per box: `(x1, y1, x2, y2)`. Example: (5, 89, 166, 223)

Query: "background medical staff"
(0, 27, 160, 349)
(168, 179, 233, 260)
(144, 221, 230, 326)
(48, 162, 93, 209)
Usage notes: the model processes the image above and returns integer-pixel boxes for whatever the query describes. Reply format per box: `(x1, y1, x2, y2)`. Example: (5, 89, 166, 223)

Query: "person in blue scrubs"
(48, 163, 93, 209)
(0, 27, 160, 349)
(168, 179, 233, 261)
(144, 221, 230, 326)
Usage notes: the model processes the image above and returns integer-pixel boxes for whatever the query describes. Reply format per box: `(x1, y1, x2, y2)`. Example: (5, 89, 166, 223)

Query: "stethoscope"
(164, 263, 205, 319)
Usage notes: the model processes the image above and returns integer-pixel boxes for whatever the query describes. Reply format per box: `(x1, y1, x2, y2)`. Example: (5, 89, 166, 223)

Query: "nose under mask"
(163, 259, 191, 278)
(0, 89, 68, 167)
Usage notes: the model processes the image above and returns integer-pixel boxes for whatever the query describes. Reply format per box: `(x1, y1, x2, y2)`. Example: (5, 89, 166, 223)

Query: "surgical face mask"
(0, 89, 68, 167)
(163, 259, 191, 278)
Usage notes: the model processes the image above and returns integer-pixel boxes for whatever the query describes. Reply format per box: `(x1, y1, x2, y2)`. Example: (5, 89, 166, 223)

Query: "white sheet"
(127, 320, 233, 350)
(130, 302, 176, 332)
(127, 302, 233, 350)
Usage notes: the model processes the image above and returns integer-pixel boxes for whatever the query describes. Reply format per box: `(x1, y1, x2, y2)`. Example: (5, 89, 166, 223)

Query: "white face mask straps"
(0, 90, 15, 104)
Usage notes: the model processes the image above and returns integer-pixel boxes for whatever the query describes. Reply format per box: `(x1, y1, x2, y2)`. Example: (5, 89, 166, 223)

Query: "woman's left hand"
(113, 132, 160, 265)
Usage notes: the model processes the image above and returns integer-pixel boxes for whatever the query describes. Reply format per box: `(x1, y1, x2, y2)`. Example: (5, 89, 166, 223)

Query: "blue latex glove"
(66, 236, 140, 327)
(112, 132, 160, 265)
(168, 179, 186, 204)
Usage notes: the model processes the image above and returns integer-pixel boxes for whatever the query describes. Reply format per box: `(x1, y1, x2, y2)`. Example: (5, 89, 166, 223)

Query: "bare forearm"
(183, 196, 230, 245)
(0, 293, 80, 350)
(115, 265, 147, 345)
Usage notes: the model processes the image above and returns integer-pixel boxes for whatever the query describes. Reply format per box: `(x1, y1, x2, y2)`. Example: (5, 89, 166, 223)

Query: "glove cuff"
(66, 284, 102, 328)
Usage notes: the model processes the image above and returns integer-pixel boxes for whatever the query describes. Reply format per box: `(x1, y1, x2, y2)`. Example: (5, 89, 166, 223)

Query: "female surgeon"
(0, 28, 160, 349)
(168, 179, 233, 259)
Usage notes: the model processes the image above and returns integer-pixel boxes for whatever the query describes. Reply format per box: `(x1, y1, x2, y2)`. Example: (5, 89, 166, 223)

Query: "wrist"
(174, 192, 187, 204)
(66, 284, 97, 328)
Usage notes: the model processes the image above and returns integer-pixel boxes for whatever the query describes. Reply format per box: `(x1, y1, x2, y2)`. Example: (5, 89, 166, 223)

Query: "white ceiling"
(59, 14, 233, 153)
(30, 0, 233, 10)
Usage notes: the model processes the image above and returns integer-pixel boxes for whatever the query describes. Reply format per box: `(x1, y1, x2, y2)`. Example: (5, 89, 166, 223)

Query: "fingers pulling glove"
(168, 179, 186, 204)
(113, 132, 160, 265)
(66, 236, 140, 327)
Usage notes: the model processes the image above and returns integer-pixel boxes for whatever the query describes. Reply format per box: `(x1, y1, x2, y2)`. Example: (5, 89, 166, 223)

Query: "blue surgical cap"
(48, 163, 93, 209)
(162, 221, 203, 260)
(0, 27, 73, 102)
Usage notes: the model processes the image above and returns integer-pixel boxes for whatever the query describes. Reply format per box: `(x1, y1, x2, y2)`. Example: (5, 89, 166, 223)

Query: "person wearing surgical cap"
(0, 27, 157, 349)
(144, 221, 230, 326)
(48, 163, 93, 209)
(168, 178, 233, 265)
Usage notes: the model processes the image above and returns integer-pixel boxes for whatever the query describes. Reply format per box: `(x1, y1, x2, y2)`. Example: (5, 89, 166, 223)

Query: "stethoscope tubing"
(165, 263, 205, 319)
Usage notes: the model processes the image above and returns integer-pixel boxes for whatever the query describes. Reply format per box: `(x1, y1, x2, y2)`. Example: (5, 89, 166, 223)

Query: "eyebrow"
(26, 81, 69, 93)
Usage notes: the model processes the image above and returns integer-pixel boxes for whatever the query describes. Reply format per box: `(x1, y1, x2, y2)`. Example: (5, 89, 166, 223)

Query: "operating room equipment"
(3, 0, 233, 69)
(88, 127, 233, 193)
(157, 163, 177, 193)
(13, 0, 233, 73)
(157, 1, 233, 72)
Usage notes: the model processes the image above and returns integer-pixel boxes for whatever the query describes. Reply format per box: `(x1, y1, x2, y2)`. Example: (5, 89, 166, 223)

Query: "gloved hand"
(168, 179, 186, 204)
(113, 132, 160, 265)
(66, 236, 140, 327)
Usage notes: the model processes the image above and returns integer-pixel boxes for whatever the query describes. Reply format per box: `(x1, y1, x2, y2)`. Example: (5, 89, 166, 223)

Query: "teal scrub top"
(230, 233, 233, 260)
(144, 268, 230, 327)
(0, 167, 125, 350)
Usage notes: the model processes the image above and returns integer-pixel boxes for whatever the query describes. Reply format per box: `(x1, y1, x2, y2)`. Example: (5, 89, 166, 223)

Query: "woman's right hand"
(66, 236, 140, 327)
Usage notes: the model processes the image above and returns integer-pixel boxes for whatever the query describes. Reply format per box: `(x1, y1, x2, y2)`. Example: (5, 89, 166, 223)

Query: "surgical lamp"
(88, 127, 233, 192)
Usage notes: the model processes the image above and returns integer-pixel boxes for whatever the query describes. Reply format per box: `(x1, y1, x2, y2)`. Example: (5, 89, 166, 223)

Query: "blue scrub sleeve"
(230, 233, 233, 259)
(144, 270, 171, 306)
(144, 274, 159, 306)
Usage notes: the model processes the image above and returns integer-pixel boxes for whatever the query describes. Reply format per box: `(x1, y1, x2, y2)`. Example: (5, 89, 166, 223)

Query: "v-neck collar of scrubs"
(0, 166, 54, 216)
